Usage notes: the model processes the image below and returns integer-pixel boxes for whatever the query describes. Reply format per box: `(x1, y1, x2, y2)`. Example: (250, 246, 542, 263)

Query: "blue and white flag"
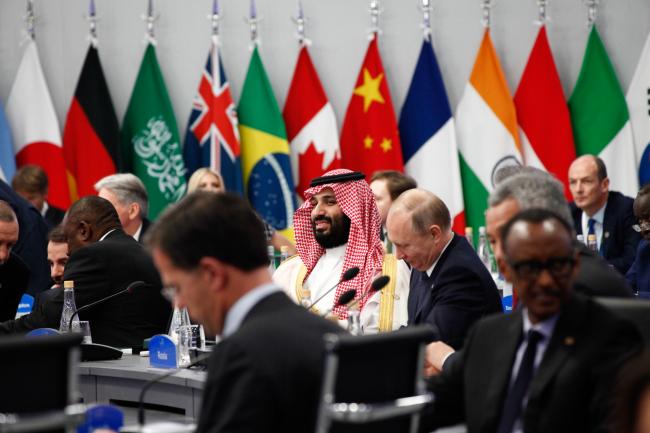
(0, 104, 16, 183)
(627, 30, 650, 187)
(184, 41, 244, 194)
(399, 39, 465, 233)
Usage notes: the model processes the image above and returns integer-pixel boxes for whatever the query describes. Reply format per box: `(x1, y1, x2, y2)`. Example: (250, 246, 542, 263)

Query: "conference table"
(78, 354, 206, 425)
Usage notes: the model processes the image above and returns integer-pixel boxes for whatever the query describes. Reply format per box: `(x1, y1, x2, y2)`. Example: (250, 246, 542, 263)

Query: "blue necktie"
(496, 330, 544, 433)
(587, 218, 596, 238)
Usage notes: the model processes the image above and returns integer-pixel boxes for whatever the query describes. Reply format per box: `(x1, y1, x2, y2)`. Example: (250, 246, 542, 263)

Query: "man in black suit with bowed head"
(0, 196, 170, 348)
(146, 192, 342, 433)
(386, 188, 502, 349)
(0, 200, 29, 321)
(421, 209, 642, 433)
(568, 155, 640, 274)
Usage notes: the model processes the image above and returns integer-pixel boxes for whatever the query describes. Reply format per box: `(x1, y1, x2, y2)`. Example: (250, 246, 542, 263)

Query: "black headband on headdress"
(309, 171, 366, 187)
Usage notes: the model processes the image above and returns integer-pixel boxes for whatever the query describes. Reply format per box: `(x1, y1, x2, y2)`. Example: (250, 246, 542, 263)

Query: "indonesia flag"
(399, 38, 465, 234)
(283, 45, 340, 196)
(515, 26, 575, 199)
(6, 39, 70, 208)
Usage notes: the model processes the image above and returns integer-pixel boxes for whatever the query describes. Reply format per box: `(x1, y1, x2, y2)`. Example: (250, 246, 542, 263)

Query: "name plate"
(149, 334, 177, 369)
(502, 295, 513, 313)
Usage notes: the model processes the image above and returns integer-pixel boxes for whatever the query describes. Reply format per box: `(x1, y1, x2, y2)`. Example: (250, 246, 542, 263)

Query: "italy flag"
(456, 30, 522, 230)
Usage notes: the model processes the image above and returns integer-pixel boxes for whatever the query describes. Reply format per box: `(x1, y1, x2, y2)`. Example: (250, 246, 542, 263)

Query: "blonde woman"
(186, 168, 297, 256)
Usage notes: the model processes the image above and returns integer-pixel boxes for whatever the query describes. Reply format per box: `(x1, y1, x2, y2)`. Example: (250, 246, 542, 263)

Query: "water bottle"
(587, 234, 598, 252)
(59, 280, 80, 332)
(347, 307, 362, 336)
(168, 302, 191, 343)
(280, 245, 290, 263)
(268, 245, 276, 272)
(477, 227, 492, 271)
(465, 226, 474, 250)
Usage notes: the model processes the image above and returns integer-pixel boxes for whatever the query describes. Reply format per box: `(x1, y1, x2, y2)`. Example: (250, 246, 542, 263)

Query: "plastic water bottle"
(59, 280, 80, 332)
(168, 303, 191, 343)
(477, 227, 492, 271)
(576, 234, 585, 245)
(347, 307, 362, 336)
(465, 227, 474, 250)
(300, 288, 312, 309)
(268, 245, 276, 272)
(280, 245, 290, 263)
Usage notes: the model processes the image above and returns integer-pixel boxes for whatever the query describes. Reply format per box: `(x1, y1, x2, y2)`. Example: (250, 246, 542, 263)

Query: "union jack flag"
(183, 41, 243, 194)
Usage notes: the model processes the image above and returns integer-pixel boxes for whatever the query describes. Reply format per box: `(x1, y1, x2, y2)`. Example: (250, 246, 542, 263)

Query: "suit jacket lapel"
(600, 195, 614, 256)
(482, 311, 524, 428)
(527, 296, 583, 406)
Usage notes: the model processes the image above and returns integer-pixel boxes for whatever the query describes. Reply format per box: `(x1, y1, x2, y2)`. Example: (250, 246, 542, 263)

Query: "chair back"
(0, 333, 83, 433)
(315, 326, 435, 433)
(595, 297, 650, 347)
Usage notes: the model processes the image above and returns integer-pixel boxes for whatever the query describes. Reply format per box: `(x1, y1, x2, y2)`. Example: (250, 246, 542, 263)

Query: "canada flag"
(283, 45, 341, 197)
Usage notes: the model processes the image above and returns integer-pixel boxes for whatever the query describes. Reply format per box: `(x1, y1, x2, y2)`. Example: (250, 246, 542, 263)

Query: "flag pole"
(142, 0, 158, 45)
(246, 0, 261, 51)
(420, 0, 433, 42)
(24, 0, 36, 41)
(584, 0, 598, 29)
(292, 1, 311, 47)
(368, 0, 381, 40)
(86, 0, 99, 47)
(480, 0, 493, 29)
(209, 0, 221, 45)
(534, 0, 549, 27)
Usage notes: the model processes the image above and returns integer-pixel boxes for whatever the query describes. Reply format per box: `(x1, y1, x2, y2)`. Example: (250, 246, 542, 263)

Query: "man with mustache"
(273, 169, 410, 332)
(420, 209, 642, 433)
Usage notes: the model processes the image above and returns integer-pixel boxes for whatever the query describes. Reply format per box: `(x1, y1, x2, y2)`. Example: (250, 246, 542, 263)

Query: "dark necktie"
(496, 330, 544, 433)
(587, 218, 597, 238)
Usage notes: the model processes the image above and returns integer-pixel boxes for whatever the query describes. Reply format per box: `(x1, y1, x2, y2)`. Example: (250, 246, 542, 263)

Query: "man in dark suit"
(0, 201, 29, 321)
(421, 209, 642, 433)
(95, 173, 151, 242)
(0, 196, 170, 349)
(11, 164, 65, 230)
(626, 183, 650, 296)
(487, 169, 633, 299)
(386, 189, 502, 349)
(568, 155, 640, 274)
(146, 192, 343, 433)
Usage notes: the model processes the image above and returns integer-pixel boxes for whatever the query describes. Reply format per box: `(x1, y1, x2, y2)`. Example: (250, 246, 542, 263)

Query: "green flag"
(568, 26, 638, 197)
(238, 47, 296, 231)
(121, 43, 187, 219)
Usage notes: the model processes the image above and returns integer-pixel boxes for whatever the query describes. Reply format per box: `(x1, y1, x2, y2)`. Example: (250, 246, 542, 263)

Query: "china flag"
(340, 36, 403, 175)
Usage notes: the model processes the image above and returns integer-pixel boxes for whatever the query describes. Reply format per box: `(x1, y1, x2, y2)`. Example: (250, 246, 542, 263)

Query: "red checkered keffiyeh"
(294, 168, 384, 317)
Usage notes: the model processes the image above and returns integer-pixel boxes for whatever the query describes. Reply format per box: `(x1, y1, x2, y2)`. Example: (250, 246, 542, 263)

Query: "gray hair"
(488, 171, 573, 227)
(94, 173, 148, 219)
(391, 189, 451, 234)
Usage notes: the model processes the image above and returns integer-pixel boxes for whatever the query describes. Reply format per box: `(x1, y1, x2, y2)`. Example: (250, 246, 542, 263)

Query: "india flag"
(456, 30, 522, 230)
(569, 26, 638, 197)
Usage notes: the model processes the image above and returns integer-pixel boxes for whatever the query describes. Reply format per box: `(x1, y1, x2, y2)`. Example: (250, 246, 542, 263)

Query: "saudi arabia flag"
(121, 43, 187, 219)
(456, 30, 522, 231)
(239, 47, 296, 231)
(569, 26, 638, 197)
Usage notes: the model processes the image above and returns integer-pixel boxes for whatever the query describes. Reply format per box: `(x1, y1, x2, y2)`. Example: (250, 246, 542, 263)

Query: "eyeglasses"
(508, 256, 576, 281)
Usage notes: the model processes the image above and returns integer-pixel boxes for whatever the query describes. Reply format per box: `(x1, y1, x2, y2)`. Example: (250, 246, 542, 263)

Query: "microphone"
(320, 289, 357, 318)
(68, 280, 146, 332)
(347, 275, 391, 310)
(137, 352, 212, 428)
(305, 267, 359, 310)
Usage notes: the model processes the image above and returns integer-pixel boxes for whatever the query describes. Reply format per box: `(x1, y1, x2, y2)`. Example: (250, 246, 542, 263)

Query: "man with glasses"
(420, 208, 642, 433)
(626, 183, 650, 296)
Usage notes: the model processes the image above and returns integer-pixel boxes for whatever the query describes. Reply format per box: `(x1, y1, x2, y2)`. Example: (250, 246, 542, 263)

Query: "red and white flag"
(6, 39, 70, 208)
(515, 26, 575, 198)
(283, 46, 341, 196)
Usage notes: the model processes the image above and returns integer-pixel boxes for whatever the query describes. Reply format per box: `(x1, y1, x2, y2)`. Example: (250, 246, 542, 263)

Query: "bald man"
(0, 201, 29, 321)
(386, 189, 502, 349)
(568, 155, 640, 274)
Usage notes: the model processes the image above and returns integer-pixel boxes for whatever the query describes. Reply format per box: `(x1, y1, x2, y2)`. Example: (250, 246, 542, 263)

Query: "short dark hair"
(634, 183, 650, 219)
(145, 192, 269, 271)
(48, 225, 67, 243)
(12, 165, 48, 194)
(501, 208, 574, 255)
(0, 201, 17, 223)
(370, 170, 417, 201)
(66, 196, 121, 232)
